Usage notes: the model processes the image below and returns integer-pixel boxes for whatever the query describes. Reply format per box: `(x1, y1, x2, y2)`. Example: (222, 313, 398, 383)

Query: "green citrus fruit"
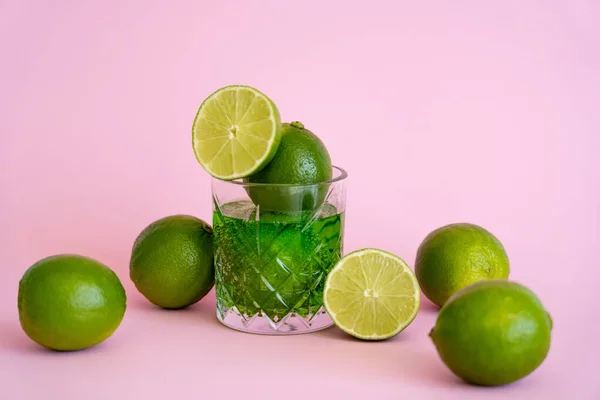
(247, 121, 332, 212)
(415, 223, 509, 307)
(324, 248, 420, 340)
(130, 215, 214, 309)
(192, 85, 282, 180)
(430, 280, 552, 386)
(18, 254, 127, 351)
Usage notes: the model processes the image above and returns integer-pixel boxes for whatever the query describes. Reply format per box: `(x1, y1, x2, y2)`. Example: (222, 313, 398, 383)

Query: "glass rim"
(212, 165, 348, 188)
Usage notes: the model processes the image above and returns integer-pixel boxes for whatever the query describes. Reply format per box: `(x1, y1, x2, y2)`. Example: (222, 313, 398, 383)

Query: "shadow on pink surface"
(1, 320, 43, 353)
(317, 323, 419, 343)
(418, 297, 440, 314)
(1, 291, 219, 354)
(0, 319, 127, 356)
(2, 294, 550, 395)
(315, 328, 464, 388)
(125, 290, 221, 328)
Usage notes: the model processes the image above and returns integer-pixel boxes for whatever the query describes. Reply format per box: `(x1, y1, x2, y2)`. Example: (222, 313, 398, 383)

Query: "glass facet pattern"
(212, 167, 347, 334)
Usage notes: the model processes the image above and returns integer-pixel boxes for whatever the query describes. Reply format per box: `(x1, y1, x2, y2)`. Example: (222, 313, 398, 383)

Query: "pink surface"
(1, 1, 599, 399)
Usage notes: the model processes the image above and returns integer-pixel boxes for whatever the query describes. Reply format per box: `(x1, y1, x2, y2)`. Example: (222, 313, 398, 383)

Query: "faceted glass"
(212, 166, 347, 334)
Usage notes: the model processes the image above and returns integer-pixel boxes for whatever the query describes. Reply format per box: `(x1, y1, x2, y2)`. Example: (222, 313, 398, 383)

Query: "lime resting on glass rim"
(324, 248, 420, 340)
(246, 121, 333, 212)
(192, 85, 282, 180)
(430, 280, 552, 386)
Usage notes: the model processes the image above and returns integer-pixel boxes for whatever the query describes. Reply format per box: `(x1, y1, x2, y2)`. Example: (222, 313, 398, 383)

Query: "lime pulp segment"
(192, 85, 281, 180)
(324, 248, 420, 340)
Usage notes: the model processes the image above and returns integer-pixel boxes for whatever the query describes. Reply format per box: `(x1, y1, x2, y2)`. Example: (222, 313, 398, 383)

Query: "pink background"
(1, 1, 598, 399)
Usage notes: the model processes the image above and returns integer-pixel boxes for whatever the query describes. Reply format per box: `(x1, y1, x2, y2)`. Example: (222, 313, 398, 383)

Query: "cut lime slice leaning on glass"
(192, 85, 282, 180)
(324, 248, 421, 340)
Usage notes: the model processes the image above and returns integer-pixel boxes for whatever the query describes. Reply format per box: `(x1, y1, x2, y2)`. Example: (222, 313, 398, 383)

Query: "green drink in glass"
(212, 166, 347, 334)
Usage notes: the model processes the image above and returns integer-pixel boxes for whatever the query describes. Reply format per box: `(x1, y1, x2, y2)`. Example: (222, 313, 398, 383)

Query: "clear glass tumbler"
(212, 166, 348, 334)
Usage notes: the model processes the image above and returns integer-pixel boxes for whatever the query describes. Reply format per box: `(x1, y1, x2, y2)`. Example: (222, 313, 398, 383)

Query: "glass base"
(217, 306, 333, 335)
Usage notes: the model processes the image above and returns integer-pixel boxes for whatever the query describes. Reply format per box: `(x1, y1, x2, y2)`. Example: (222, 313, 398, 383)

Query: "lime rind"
(324, 248, 421, 340)
(192, 85, 281, 180)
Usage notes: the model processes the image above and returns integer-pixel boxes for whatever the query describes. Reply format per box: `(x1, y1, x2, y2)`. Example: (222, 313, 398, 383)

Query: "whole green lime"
(415, 223, 509, 307)
(247, 121, 332, 212)
(18, 254, 127, 351)
(130, 215, 214, 309)
(430, 280, 552, 386)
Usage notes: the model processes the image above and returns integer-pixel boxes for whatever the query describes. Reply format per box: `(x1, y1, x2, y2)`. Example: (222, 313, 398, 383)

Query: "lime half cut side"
(324, 248, 421, 340)
(192, 85, 281, 180)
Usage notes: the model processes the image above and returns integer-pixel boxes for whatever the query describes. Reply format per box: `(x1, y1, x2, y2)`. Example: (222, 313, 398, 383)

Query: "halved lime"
(324, 248, 420, 340)
(192, 85, 281, 180)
